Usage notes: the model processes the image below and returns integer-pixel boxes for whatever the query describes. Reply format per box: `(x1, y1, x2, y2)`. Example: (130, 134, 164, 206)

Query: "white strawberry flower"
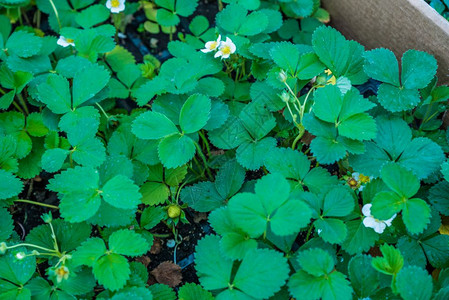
(57, 36, 75, 47)
(106, 0, 125, 13)
(362, 203, 396, 234)
(214, 37, 236, 59)
(201, 35, 221, 53)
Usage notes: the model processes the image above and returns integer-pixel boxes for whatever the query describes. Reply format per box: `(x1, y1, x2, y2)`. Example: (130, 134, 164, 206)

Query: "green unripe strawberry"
(167, 205, 181, 219)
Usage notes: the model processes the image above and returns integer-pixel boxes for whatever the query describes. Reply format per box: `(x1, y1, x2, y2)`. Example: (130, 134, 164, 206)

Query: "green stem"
(151, 233, 171, 238)
(14, 199, 59, 210)
(12, 101, 25, 114)
(305, 223, 314, 242)
(95, 102, 110, 119)
(6, 243, 57, 253)
(193, 141, 213, 180)
(48, 0, 61, 30)
(17, 93, 29, 115)
(198, 131, 211, 157)
(218, 0, 223, 11)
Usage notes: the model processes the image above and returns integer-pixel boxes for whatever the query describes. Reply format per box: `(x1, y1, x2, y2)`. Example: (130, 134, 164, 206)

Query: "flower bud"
(41, 212, 52, 224)
(279, 91, 290, 103)
(278, 70, 287, 83)
(0, 242, 7, 254)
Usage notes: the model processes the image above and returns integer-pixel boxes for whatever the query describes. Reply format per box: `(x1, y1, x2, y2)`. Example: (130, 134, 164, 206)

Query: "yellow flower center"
(209, 41, 217, 50)
(66, 38, 74, 43)
(221, 45, 231, 55)
(56, 267, 69, 277)
(347, 178, 358, 188)
(111, 0, 120, 8)
(359, 174, 371, 184)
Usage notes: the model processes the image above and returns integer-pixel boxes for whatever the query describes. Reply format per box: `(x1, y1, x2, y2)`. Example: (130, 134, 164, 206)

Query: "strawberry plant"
(1, 0, 449, 299)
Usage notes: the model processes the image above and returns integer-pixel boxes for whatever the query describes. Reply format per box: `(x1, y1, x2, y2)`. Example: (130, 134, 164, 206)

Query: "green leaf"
(289, 268, 353, 300)
(421, 235, 449, 268)
(0, 169, 23, 200)
(140, 206, 165, 230)
(269, 42, 300, 75)
(309, 136, 347, 164)
(76, 4, 110, 28)
(341, 219, 379, 255)
(402, 198, 431, 235)
(72, 63, 110, 108)
(195, 235, 233, 290)
(338, 113, 377, 141)
(181, 181, 224, 212)
(158, 134, 195, 168)
(148, 284, 176, 300)
(214, 159, 245, 200)
(371, 244, 403, 276)
(401, 50, 437, 90)
(348, 255, 380, 298)
(314, 218, 348, 244)
(228, 174, 312, 237)
(298, 248, 334, 277)
(377, 83, 421, 112)
(6, 31, 42, 58)
(349, 117, 444, 179)
(429, 181, 449, 215)
(322, 186, 354, 217)
(0, 207, 13, 241)
(236, 137, 277, 170)
(37, 74, 71, 114)
(140, 181, 169, 205)
(312, 26, 368, 84)
(0, 246, 36, 285)
(132, 111, 179, 140)
(232, 248, 289, 299)
(109, 229, 149, 257)
(25, 112, 48, 137)
(156, 9, 180, 26)
(313, 84, 343, 123)
(178, 283, 213, 300)
(59, 189, 102, 223)
(179, 94, 211, 134)
(71, 137, 106, 168)
(216, 4, 268, 36)
(396, 266, 433, 300)
(25, 219, 91, 254)
(102, 175, 142, 209)
(363, 48, 399, 86)
(380, 163, 420, 198)
(93, 253, 130, 291)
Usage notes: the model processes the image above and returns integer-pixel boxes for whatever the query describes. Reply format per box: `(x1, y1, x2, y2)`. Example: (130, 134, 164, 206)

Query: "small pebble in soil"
(166, 239, 176, 248)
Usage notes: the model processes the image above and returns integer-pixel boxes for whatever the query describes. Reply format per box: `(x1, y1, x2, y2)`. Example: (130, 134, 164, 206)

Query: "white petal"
(118, 3, 125, 11)
(214, 51, 222, 58)
(373, 222, 386, 234)
(57, 37, 69, 47)
(225, 37, 232, 44)
(363, 216, 376, 229)
(201, 48, 212, 53)
(229, 41, 236, 53)
(361, 204, 372, 217)
(358, 185, 365, 192)
(352, 172, 360, 181)
(384, 214, 397, 226)
(221, 53, 230, 59)
(216, 34, 221, 43)
(106, 0, 112, 9)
